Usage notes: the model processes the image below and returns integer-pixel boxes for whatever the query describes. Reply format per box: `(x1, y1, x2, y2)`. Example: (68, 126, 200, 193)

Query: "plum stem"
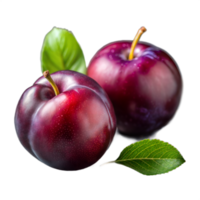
(43, 70, 60, 96)
(100, 161, 115, 167)
(128, 26, 147, 60)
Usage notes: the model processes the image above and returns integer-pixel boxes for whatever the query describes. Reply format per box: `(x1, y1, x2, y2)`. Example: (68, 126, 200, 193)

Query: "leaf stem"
(128, 26, 147, 60)
(43, 70, 60, 96)
(99, 160, 113, 168)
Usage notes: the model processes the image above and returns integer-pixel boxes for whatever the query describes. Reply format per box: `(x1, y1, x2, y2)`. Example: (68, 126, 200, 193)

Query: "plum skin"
(87, 41, 182, 137)
(14, 70, 116, 170)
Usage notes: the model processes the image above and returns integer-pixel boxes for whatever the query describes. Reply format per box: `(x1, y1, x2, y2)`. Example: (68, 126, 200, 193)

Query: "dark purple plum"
(14, 70, 116, 170)
(87, 27, 182, 138)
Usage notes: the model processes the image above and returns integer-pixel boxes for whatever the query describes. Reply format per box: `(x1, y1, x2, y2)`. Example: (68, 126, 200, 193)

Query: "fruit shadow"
(116, 129, 158, 141)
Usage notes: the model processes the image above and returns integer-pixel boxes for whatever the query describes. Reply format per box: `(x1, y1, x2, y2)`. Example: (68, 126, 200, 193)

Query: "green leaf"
(113, 139, 185, 175)
(41, 27, 86, 74)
